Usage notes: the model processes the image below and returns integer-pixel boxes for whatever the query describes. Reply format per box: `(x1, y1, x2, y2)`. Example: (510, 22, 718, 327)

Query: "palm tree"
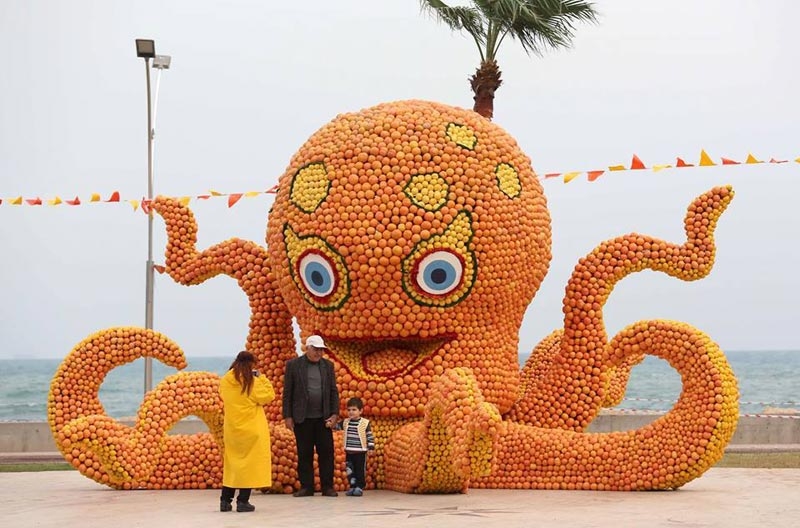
(420, 0, 598, 119)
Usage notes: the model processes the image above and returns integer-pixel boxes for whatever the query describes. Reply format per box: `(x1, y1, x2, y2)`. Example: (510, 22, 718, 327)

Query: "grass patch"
(0, 462, 75, 472)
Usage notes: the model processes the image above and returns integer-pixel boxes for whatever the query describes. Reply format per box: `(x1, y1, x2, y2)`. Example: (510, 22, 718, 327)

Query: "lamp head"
(135, 39, 156, 59)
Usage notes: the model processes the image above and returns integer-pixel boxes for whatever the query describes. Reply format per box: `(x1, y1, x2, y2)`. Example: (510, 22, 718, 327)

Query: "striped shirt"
(342, 417, 375, 453)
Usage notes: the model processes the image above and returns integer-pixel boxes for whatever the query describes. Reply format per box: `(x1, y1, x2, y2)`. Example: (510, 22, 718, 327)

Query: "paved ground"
(1, 468, 799, 528)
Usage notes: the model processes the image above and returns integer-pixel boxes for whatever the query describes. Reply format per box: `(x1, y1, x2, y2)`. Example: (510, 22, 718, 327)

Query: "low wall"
(1, 415, 797, 454)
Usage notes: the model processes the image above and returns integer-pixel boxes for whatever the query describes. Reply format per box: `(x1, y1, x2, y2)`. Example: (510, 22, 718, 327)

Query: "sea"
(1, 351, 798, 422)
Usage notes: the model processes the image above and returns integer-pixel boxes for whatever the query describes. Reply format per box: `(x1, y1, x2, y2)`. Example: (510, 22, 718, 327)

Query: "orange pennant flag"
(544, 173, 561, 179)
(105, 191, 120, 202)
(265, 184, 279, 194)
(141, 199, 152, 214)
(66, 196, 81, 206)
(745, 153, 762, 164)
(227, 193, 243, 207)
(47, 196, 63, 206)
(608, 165, 626, 171)
(721, 157, 740, 165)
(153, 264, 167, 274)
(196, 195, 211, 200)
(128, 200, 140, 211)
(630, 154, 646, 170)
(769, 158, 788, 164)
(90, 193, 101, 202)
(25, 197, 43, 206)
(676, 157, 694, 167)
(178, 196, 191, 206)
(587, 170, 605, 182)
(699, 150, 716, 166)
(10, 196, 23, 205)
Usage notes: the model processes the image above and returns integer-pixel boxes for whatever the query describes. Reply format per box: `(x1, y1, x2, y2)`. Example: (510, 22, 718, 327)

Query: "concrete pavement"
(1, 468, 798, 528)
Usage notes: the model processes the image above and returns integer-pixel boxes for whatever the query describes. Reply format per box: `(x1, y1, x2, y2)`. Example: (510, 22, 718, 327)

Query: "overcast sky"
(1, 1, 798, 361)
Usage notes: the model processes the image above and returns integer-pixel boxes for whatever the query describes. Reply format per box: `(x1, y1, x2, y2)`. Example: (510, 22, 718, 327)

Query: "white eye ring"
(298, 251, 336, 298)
(414, 250, 464, 296)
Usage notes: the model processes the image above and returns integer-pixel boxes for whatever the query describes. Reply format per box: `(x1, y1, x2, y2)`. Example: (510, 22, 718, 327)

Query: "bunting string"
(2, 150, 798, 209)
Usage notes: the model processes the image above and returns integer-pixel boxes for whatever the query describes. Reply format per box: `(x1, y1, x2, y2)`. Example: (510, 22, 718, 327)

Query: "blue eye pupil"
(423, 260, 457, 291)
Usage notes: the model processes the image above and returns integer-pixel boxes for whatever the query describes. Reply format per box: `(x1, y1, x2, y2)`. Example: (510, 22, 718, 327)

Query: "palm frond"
(419, 0, 486, 42)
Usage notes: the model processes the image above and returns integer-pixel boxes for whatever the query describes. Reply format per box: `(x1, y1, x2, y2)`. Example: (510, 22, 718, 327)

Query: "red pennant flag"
(676, 157, 694, 168)
(227, 193, 243, 208)
(587, 170, 605, 182)
(265, 185, 279, 194)
(769, 158, 788, 164)
(0, 199, 3, 205)
(105, 191, 120, 202)
(66, 196, 81, 205)
(196, 195, 211, 200)
(141, 199, 152, 214)
(721, 157, 740, 165)
(630, 154, 646, 170)
(153, 264, 166, 274)
(544, 173, 561, 179)
(25, 197, 43, 206)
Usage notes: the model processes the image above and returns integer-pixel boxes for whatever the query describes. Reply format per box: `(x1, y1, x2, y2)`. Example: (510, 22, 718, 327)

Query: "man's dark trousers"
(294, 417, 334, 491)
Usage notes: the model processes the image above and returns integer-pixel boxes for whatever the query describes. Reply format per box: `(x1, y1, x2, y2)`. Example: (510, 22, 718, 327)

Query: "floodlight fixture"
(135, 39, 156, 59)
(153, 55, 171, 70)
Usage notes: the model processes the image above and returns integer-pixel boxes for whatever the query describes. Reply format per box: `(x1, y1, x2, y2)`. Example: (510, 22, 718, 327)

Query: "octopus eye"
(284, 224, 350, 311)
(414, 250, 464, 296)
(298, 251, 336, 299)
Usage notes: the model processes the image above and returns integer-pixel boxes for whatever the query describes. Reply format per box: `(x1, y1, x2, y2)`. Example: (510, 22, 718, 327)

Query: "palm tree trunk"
(470, 60, 502, 120)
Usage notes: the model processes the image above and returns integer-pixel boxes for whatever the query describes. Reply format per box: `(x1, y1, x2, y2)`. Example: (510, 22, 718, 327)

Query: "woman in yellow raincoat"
(219, 351, 275, 512)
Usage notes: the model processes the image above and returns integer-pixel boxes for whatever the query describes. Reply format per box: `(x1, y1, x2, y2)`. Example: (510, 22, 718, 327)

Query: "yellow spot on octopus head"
(446, 123, 477, 150)
(404, 172, 450, 211)
(290, 162, 329, 213)
(495, 163, 521, 199)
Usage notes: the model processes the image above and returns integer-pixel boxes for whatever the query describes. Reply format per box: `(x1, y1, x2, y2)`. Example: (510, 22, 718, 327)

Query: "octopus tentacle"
(510, 186, 734, 430)
(478, 320, 738, 490)
(153, 196, 296, 420)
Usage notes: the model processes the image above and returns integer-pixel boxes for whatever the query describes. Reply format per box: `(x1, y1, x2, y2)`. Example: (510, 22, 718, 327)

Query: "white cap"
(305, 335, 327, 349)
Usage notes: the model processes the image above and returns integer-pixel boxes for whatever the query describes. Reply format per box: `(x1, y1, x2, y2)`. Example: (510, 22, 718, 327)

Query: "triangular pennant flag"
(105, 191, 120, 202)
(66, 196, 81, 205)
(0, 199, 3, 205)
(630, 154, 646, 170)
(699, 150, 716, 166)
(141, 199, 152, 214)
(676, 157, 694, 167)
(47, 196, 63, 206)
(587, 170, 605, 182)
(769, 158, 788, 164)
(608, 165, 626, 171)
(209, 190, 223, 196)
(196, 195, 211, 200)
(227, 193, 243, 207)
(652, 164, 672, 172)
(244, 191, 261, 198)
(11, 196, 23, 205)
(90, 193, 101, 202)
(265, 185, 279, 194)
(562, 172, 581, 183)
(178, 196, 191, 206)
(721, 157, 740, 165)
(25, 197, 43, 206)
(544, 173, 561, 179)
(745, 153, 762, 164)
(153, 264, 167, 274)
(128, 200, 140, 211)
(795, 157, 800, 163)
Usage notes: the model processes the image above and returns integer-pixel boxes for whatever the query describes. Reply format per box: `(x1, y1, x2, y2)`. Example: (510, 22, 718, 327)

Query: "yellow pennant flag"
(562, 171, 581, 183)
(244, 191, 261, 197)
(652, 164, 672, 172)
(128, 200, 140, 211)
(699, 150, 716, 166)
(795, 156, 800, 163)
(47, 196, 63, 206)
(209, 190, 224, 196)
(90, 193, 101, 202)
(11, 196, 23, 205)
(178, 196, 191, 206)
(745, 153, 762, 164)
(608, 165, 626, 171)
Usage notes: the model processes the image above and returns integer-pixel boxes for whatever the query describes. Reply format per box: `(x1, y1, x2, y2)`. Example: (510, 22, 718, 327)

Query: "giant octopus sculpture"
(48, 100, 738, 492)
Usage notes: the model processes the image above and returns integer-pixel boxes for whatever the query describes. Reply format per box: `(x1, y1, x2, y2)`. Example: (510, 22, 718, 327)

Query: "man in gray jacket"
(283, 334, 340, 497)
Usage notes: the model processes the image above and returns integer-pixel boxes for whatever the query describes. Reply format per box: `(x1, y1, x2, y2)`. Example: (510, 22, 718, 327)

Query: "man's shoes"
(321, 487, 338, 497)
(292, 488, 314, 497)
(220, 499, 233, 512)
(236, 501, 255, 512)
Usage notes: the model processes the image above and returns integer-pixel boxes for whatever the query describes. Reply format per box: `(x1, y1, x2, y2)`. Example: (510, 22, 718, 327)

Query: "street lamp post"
(135, 39, 171, 394)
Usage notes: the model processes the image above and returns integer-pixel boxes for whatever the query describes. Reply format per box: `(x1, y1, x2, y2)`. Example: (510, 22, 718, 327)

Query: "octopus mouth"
(322, 335, 454, 379)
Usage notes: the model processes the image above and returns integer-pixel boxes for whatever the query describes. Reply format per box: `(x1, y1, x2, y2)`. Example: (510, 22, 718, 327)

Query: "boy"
(339, 397, 375, 496)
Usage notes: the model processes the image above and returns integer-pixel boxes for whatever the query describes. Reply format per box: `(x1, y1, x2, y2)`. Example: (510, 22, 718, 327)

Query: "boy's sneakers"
(346, 487, 363, 497)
